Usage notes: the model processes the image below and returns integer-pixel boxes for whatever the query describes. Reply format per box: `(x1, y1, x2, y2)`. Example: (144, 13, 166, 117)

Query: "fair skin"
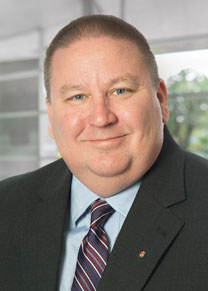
(47, 36, 169, 197)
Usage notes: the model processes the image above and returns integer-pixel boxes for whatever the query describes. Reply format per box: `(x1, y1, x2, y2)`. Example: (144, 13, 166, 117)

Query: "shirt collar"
(70, 175, 141, 227)
(105, 181, 141, 216)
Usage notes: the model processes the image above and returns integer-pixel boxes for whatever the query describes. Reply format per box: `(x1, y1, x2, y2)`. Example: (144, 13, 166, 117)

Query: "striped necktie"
(71, 199, 114, 291)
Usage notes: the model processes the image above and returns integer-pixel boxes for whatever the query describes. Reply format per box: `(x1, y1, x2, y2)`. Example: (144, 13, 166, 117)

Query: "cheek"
(52, 111, 85, 140)
(121, 101, 149, 131)
(121, 97, 161, 138)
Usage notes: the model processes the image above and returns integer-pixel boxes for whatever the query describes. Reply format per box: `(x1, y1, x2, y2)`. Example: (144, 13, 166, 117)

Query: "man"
(0, 15, 208, 291)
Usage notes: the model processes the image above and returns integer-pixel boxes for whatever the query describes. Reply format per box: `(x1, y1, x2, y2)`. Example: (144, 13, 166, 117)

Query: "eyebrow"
(108, 74, 140, 88)
(59, 84, 84, 95)
(59, 74, 140, 95)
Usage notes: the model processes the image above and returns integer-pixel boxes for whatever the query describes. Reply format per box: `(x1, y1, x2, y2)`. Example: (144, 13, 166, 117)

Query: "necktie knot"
(90, 199, 114, 229)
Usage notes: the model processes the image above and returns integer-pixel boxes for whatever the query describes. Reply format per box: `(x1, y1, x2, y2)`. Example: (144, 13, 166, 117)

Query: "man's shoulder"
(0, 158, 68, 204)
(185, 150, 208, 192)
(185, 150, 208, 174)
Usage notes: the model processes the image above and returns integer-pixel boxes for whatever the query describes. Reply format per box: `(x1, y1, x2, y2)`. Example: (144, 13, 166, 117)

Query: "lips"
(87, 135, 127, 142)
(88, 134, 126, 141)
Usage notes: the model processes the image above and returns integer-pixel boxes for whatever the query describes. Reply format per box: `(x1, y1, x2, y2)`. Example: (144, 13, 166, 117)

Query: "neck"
(71, 163, 151, 198)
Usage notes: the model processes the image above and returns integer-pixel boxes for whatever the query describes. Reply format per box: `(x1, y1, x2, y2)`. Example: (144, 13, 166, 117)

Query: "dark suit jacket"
(1, 127, 208, 291)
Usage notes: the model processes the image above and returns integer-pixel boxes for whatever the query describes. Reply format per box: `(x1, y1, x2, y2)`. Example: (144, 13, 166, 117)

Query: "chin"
(86, 158, 132, 178)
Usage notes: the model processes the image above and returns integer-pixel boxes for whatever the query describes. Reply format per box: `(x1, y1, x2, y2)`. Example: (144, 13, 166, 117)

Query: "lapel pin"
(138, 251, 146, 258)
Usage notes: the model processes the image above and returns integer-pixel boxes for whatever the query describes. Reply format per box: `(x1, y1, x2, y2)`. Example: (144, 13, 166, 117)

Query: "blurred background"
(0, 0, 208, 180)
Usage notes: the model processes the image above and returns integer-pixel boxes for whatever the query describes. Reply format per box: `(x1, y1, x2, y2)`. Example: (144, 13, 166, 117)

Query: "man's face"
(47, 36, 169, 196)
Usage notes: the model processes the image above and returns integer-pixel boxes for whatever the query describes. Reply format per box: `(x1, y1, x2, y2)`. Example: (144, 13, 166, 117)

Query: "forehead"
(50, 36, 149, 87)
(52, 36, 143, 65)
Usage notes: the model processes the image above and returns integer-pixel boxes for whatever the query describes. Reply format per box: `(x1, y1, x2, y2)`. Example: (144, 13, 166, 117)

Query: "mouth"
(87, 135, 127, 144)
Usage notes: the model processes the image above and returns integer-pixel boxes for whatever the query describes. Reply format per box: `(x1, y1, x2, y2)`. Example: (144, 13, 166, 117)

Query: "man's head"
(45, 15, 169, 197)
(44, 14, 159, 100)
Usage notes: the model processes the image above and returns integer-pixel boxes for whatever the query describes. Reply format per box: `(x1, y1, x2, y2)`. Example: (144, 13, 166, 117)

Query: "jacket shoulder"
(184, 151, 208, 198)
(0, 158, 68, 205)
(185, 151, 208, 180)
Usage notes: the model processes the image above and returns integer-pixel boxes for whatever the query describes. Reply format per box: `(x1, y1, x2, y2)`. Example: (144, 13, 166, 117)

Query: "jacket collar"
(141, 125, 186, 207)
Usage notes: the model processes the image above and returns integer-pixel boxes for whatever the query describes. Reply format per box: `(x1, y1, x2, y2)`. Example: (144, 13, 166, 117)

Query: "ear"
(46, 98, 55, 139)
(156, 79, 169, 123)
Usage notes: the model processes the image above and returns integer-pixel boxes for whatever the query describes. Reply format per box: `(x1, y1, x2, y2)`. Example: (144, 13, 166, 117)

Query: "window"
(156, 49, 208, 158)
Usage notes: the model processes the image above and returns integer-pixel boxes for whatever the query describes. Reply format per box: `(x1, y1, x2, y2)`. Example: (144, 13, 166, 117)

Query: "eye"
(115, 89, 127, 95)
(73, 94, 85, 100)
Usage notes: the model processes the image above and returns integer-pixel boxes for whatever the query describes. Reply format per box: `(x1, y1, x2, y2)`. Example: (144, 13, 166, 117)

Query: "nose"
(88, 97, 118, 127)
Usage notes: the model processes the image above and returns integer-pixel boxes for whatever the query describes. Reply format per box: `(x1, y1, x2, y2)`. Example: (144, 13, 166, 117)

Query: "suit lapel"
(98, 127, 186, 291)
(98, 189, 184, 291)
(21, 160, 72, 291)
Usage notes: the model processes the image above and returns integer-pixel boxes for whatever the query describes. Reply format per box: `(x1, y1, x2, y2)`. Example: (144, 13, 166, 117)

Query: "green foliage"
(167, 69, 208, 158)
(167, 69, 208, 94)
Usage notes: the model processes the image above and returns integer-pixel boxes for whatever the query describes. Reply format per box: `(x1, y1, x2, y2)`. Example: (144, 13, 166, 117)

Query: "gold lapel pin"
(138, 251, 146, 258)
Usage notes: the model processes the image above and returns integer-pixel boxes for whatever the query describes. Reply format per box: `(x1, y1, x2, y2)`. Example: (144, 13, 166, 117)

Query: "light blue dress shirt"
(59, 175, 141, 291)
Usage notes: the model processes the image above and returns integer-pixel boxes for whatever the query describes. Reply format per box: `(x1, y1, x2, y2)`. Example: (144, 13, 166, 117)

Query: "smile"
(87, 135, 127, 144)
